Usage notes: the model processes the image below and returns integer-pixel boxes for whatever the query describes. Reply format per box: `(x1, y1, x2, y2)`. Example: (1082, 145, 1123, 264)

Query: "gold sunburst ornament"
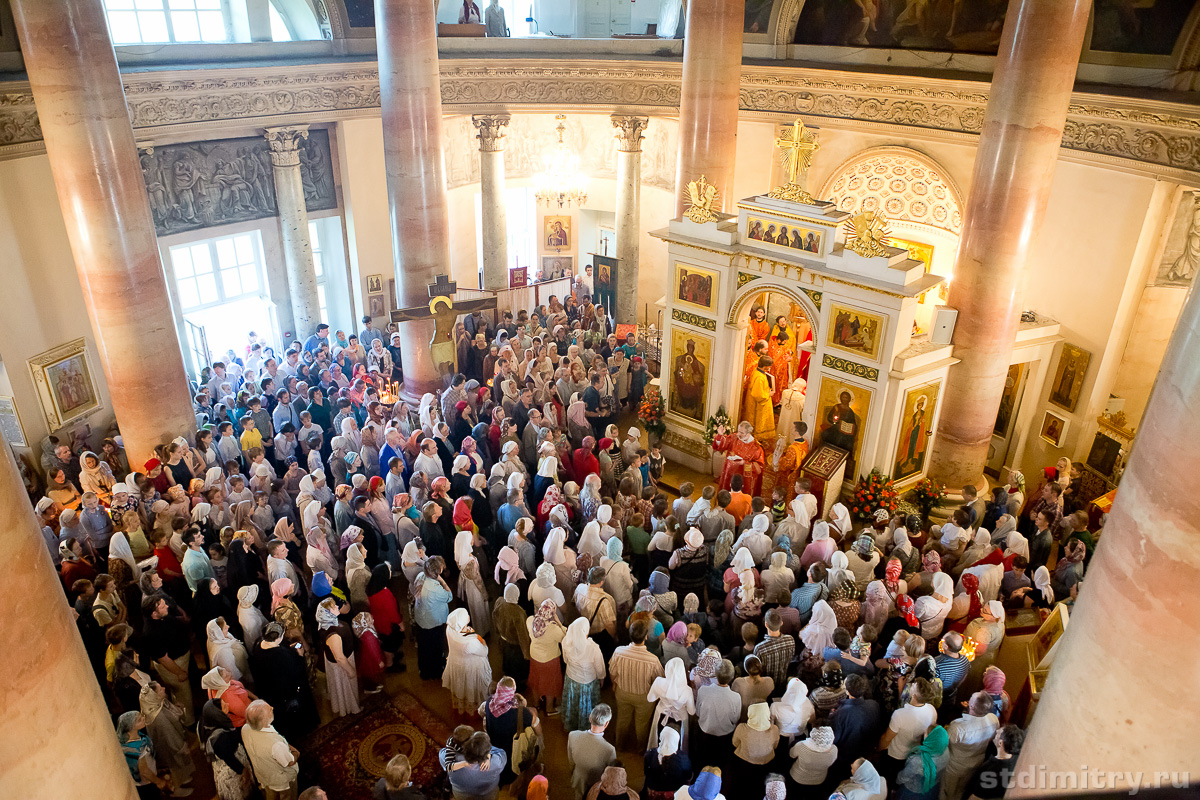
(768, 119, 821, 204)
(844, 210, 893, 258)
(684, 175, 719, 223)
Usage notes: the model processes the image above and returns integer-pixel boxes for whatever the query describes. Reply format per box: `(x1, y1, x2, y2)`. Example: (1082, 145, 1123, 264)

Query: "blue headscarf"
(311, 570, 332, 598)
(649, 569, 670, 595)
(688, 771, 722, 800)
(606, 536, 623, 562)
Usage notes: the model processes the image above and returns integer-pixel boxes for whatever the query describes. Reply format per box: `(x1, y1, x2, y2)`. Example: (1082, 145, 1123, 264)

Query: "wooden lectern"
(799, 443, 848, 521)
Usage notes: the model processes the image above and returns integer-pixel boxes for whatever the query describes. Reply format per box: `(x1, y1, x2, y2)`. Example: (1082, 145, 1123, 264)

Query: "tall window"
(104, 0, 229, 44)
(310, 220, 328, 322)
(170, 232, 265, 311)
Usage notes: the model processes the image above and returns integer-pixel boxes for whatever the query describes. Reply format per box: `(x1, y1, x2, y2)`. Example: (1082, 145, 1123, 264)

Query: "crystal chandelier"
(534, 114, 588, 209)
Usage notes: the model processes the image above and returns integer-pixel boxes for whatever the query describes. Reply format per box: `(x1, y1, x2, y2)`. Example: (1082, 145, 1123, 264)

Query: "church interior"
(1, 0, 1198, 798)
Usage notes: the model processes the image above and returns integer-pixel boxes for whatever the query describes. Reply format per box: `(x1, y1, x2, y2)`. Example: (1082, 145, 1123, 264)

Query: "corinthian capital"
(611, 115, 649, 153)
(263, 125, 311, 167)
(472, 114, 512, 152)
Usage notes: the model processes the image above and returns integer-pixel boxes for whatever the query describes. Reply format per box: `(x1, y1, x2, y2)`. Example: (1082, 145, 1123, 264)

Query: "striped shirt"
(608, 644, 664, 695)
(934, 653, 971, 690)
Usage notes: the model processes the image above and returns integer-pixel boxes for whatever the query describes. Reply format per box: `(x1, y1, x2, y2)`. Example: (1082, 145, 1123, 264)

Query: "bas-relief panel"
(1155, 191, 1200, 287)
(443, 114, 678, 191)
(139, 129, 337, 236)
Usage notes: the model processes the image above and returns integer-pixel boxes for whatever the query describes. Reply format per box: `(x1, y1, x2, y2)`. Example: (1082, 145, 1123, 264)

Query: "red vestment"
(713, 433, 766, 497)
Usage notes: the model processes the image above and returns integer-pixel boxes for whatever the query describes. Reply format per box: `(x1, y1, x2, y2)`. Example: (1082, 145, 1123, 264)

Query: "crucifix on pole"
(768, 119, 821, 205)
(390, 275, 497, 375)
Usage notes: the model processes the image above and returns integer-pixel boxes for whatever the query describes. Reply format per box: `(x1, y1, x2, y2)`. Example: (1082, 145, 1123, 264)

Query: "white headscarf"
(850, 757, 883, 795)
(829, 503, 851, 535)
(447, 607, 471, 635)
(1033, 565, 1055, 604)
(346, 543, 369, 587)
(578, 522, 605, 560)
(537, 457, 558, 479)
(657, 726, 680, 760)
(454, 530, 474, 569)
(205, 618, 247, 681)
(731, 547, 755, 572)
(811, 521, 831, 542)
(931, 571, 954, 600)
(656, 657, 692, 709)
(987, 600, 1006, 620)
(561, 617, 594, 663)
(204, 466, 225, 490)
(751, 514, 770, 534)
(800, 600, 837, 653)
(190, 503, 212, 524)
(827, 550, 851, 589)
(1004, 531, 1030, 560)
(893, 527, 914, 557)
(543, 527, 567, 565)
(108, 532, 140, 578)
(771, 677, 814, 735)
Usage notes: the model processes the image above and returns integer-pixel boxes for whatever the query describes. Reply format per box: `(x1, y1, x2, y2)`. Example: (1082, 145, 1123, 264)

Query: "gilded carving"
(671, 308, 717, 331)
(821, 353, 880, 381)
(802, 288, 823, 310)
(737, 271, 761, 289)
(684, 175, 719, 224)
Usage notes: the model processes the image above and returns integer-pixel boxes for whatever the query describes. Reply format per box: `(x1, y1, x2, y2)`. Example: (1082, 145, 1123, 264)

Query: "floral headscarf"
(923, 551, 942, 573)
(531, 599, 558, 638)
(896, 593, 920, 627)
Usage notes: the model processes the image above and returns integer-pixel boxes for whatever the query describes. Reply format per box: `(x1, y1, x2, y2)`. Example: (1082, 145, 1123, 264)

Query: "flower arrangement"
(638, 387, 666, 437)
(910, 477, 948, 519)
(703, 406, 731, 446)
(850, 469, 898, 519)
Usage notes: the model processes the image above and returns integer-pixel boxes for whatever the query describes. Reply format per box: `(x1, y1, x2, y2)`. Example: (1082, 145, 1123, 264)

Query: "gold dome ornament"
(684, 175, 719, 223)
(843, 210, 893, 258)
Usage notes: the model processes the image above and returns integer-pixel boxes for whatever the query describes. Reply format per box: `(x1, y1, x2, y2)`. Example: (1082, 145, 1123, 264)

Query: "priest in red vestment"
(774, 421, 810, 502)
(713, 421, 767, 497)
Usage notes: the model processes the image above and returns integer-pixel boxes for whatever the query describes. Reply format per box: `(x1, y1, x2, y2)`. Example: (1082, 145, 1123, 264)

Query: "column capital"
(471, 114, 511, 152)
(263, 125, 311, 167)
(612, 114, 649, 153)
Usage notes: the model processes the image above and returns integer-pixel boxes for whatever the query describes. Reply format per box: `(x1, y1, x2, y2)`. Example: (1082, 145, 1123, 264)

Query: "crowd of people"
(28, 278, 1095, 800)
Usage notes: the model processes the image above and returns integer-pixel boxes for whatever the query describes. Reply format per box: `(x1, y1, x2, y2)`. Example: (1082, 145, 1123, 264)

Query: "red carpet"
(302, 691, 455, 799)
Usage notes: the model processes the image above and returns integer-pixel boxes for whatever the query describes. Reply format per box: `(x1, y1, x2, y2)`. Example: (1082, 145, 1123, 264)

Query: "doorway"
(734, 290, 815, 449)
(582, 0, 631, 35)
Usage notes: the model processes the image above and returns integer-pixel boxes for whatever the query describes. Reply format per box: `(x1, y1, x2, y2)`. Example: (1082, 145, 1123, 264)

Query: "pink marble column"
(674, 0, 745, 218)
(10, 0, 196, 468)
(376, 0, 453, 407)
(929, 0, 1091, 488)
(0, 433, 138, 798)
(1012, 265, 1200, 792)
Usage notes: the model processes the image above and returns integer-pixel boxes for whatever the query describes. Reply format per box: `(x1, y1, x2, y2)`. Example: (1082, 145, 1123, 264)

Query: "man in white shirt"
(795, 477, 819, 523)
(879, 676, 938, 781)
(242, 700, 300, 800)
(941, 691, 1000, 800)
(694, 660, 742, 771)
(412, 439, 445, 481)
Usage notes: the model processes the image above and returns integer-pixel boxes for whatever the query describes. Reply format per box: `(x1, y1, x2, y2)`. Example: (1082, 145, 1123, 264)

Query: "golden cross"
(774, 119, 820, 187)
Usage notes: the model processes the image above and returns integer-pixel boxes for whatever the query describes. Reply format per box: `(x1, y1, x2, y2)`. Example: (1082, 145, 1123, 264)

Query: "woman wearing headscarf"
(455, 530, 492, 639)
(1052, 538, 1086, 599)
(647, 567, 678, 622)
(139, 680, 195, 792)
(533, 455, 559, 508)
(800, 521, 836, 570)
(543, 526, 578, 597)
(661, 621, 696, 671)
(946, 573, 984, 633)
(732, 568, 764, 627)
(848, 533, 881, 594)
(1001, 531, 1029, 570)
(643, 726, 693, 800)
(689, 645, 722, 694)
(896, 724, 950, 800)
(207, 617, 252, 684)
(271, 577, 305, 647)
(771, 677, 815, 744)
(828, 503, 852, 538)
(561, 616, 606, 731)
(826, 550, 853, 593)
(235, 585, 267, 650)
(316, 596, 360, 717)
(663, 527, 705, 600)
(584, 765, 637, 800)
(442, 606, 491, 714)
(799, 599, 837, 671)
(527, 597, 567, 715)
(1028, 565, 1056, 609)
(914, 573, 955, 640)
(892, 524, 922, 578)
(837, 758, 888, 800)
(731, 701, 780, 786)
(761, 549, 796, 604)
(79, 450, 117, 504)
(488, 582, 530, 684)
(647, 657, 696, 749)
(953, 530, 999, 578)
(345, 541, 372, 612)
(365, 565, 404, 673)
(789, 725, 838, 788)
(201, 665, 254, 727)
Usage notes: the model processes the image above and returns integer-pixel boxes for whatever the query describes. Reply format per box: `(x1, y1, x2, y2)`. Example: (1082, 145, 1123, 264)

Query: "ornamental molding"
(3, 59, 1200, 180)
(821, 353, 880, 382)
(670, 307, 716, 331)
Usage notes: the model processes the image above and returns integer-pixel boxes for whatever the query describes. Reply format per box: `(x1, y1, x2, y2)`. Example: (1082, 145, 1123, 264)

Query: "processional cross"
(767, 119, 821, 205)
(390, 275, 498, 374)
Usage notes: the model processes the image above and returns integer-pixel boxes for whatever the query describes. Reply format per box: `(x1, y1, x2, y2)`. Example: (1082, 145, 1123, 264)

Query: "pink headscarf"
(495, 545, 525, 584)
(488, 682, 517, 717)
(270, 578, 293, 613)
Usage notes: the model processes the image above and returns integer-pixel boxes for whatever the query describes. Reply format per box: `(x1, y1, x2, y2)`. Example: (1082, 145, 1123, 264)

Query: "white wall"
(0, 155, 116, 459)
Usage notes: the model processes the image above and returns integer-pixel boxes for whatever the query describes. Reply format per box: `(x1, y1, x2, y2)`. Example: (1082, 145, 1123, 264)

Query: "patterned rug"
(301, 691, 455, 800)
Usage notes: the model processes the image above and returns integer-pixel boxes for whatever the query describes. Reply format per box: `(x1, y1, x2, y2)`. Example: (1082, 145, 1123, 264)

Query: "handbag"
(588, 595, 617, 659)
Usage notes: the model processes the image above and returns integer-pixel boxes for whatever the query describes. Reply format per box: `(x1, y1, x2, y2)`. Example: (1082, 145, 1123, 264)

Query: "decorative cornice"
(2, 59, 1200, 180)
(263, 124, 310, 167)
(471, 113, 510, 152)
(611, 114, 649, 153)
(822, 353, 880, 381)
(671, 308, 716, 331)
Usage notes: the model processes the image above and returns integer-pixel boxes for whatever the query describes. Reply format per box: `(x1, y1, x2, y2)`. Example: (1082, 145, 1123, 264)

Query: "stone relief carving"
(139, 129, 336, 236)
(3, 61, 1200, 180)
(443, 113, 678, 192)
